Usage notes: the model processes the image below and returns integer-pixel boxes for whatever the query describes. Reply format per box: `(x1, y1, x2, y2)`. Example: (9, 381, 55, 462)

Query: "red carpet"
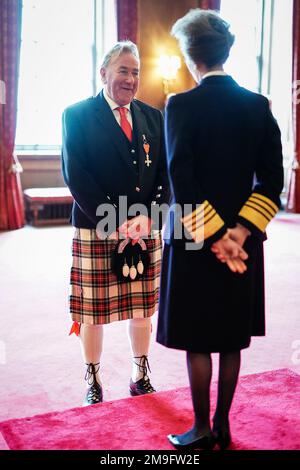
(0, 215, 300, 423)
(0, 369, 299, 450)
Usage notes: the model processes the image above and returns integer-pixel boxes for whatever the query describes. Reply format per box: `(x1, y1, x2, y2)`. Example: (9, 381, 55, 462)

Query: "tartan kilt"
(69, 228, 162, 325)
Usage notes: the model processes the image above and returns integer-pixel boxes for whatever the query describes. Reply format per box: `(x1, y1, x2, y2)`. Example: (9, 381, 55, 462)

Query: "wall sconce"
(158, 54, 181, 96)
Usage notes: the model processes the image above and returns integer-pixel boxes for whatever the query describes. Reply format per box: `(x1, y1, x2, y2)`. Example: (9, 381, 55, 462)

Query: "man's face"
(101, 52, 140, 106)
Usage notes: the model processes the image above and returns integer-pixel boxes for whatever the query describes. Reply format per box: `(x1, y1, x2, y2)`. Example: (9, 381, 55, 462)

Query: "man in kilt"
(62, 41, 169, 406)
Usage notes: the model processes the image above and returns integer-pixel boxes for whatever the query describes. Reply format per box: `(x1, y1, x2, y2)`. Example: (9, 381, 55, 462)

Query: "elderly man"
(62, 41, 169, 406)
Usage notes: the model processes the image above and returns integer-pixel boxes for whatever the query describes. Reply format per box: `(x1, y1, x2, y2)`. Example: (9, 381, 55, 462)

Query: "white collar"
(201, 71, 228, 80)
(103, 87, 131, 111)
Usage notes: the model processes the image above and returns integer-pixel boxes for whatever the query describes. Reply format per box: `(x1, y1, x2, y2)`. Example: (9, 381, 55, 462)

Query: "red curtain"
(287, 0, 300, 213)
(116, 0, 138, 43)
(198, 0, 221, 10)
(0, 0, 24, 229)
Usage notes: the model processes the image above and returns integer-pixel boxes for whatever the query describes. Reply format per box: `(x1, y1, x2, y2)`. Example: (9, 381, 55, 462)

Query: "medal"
(142, 134, 152, 167)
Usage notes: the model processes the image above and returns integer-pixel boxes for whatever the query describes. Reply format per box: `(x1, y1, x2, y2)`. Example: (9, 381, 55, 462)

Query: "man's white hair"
(100, 41, 139, 68)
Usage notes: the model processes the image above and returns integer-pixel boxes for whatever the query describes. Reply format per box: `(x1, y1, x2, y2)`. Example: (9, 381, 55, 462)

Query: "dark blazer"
(157, 75, 284, 353)
(164, 75, 283, 248)
(62, 91, 169, 230)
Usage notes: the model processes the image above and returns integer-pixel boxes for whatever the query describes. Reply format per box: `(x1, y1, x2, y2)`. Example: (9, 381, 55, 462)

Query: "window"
(266, 0, 293, 163)
(221, 0, 293, 176)
(221, 0, 263, 93)
(15, 0, 117, 151)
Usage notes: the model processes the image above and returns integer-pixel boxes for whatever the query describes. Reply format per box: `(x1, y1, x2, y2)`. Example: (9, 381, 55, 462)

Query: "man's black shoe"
(83, 382, 103, 406)
(129, 376, 156, 396)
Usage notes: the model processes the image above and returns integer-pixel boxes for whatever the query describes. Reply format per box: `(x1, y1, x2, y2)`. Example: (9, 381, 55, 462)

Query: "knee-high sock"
(127, 317, 152, 382)
(79, 323, 103, 386)
(187, 352, 212, 435)
(213, 350, 241, 430)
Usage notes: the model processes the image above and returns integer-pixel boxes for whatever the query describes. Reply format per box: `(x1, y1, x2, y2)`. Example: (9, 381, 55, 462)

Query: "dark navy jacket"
(62, 91, 169, 230)
(164, 75, 283, 248)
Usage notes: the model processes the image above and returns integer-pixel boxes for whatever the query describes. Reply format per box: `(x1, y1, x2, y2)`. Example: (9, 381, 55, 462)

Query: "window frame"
(15, 0, 115, 155)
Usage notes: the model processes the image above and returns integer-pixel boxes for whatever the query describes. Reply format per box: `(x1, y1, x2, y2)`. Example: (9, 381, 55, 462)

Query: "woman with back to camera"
(157, 9, 283, 450)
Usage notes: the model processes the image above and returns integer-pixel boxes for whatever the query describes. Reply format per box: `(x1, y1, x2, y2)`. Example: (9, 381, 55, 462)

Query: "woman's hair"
(171, 9, 235, 68)
(100, 41, 139, 68)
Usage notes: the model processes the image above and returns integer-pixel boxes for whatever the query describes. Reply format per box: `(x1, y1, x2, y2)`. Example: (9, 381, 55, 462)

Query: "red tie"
(116, 107, 132, 142)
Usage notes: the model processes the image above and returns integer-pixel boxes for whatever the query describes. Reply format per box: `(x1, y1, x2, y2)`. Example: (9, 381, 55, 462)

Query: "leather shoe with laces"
(83, 362, 103, 406)
(129, 376, 156, 396)
(83, 382, 103, 406)
(130, 355, 156, 396)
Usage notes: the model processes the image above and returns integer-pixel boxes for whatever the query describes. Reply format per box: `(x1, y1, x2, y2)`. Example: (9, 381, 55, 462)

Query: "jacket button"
(131, 149, 135, 153)
(135, 187, 140, 192)
(133, 160, 137, 164)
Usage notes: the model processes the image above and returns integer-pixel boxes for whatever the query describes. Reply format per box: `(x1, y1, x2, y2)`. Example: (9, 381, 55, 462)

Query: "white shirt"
(103, 87, 133, 128)
(201, 71, 228, 80)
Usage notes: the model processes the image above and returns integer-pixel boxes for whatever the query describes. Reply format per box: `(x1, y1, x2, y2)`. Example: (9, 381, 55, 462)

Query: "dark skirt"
(70, 229, 162, 325)
(157, 236, 265, 353)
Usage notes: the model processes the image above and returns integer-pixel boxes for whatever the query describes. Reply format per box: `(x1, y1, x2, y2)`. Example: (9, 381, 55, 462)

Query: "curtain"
(198, 0, 221, 10)
(287, 0, 300, 213)
(0, 0, 24, 229)
(116, 0, 138, 44)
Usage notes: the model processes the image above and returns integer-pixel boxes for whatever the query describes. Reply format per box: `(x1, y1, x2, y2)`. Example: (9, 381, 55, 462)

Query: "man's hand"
(118, 215, 153, 244)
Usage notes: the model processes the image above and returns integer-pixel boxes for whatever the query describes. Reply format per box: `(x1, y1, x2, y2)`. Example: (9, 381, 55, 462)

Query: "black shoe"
(129, 355, 156, 396)
(212, 427, 232, 450)
(167, 432, 216, 450)
(83, 362, 103, 406)
(83, 382, 103, 406)
(129, 376, 156, 396)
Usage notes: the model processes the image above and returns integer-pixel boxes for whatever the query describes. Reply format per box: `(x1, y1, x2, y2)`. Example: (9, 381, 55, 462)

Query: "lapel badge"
(142, 134, 152, 167)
